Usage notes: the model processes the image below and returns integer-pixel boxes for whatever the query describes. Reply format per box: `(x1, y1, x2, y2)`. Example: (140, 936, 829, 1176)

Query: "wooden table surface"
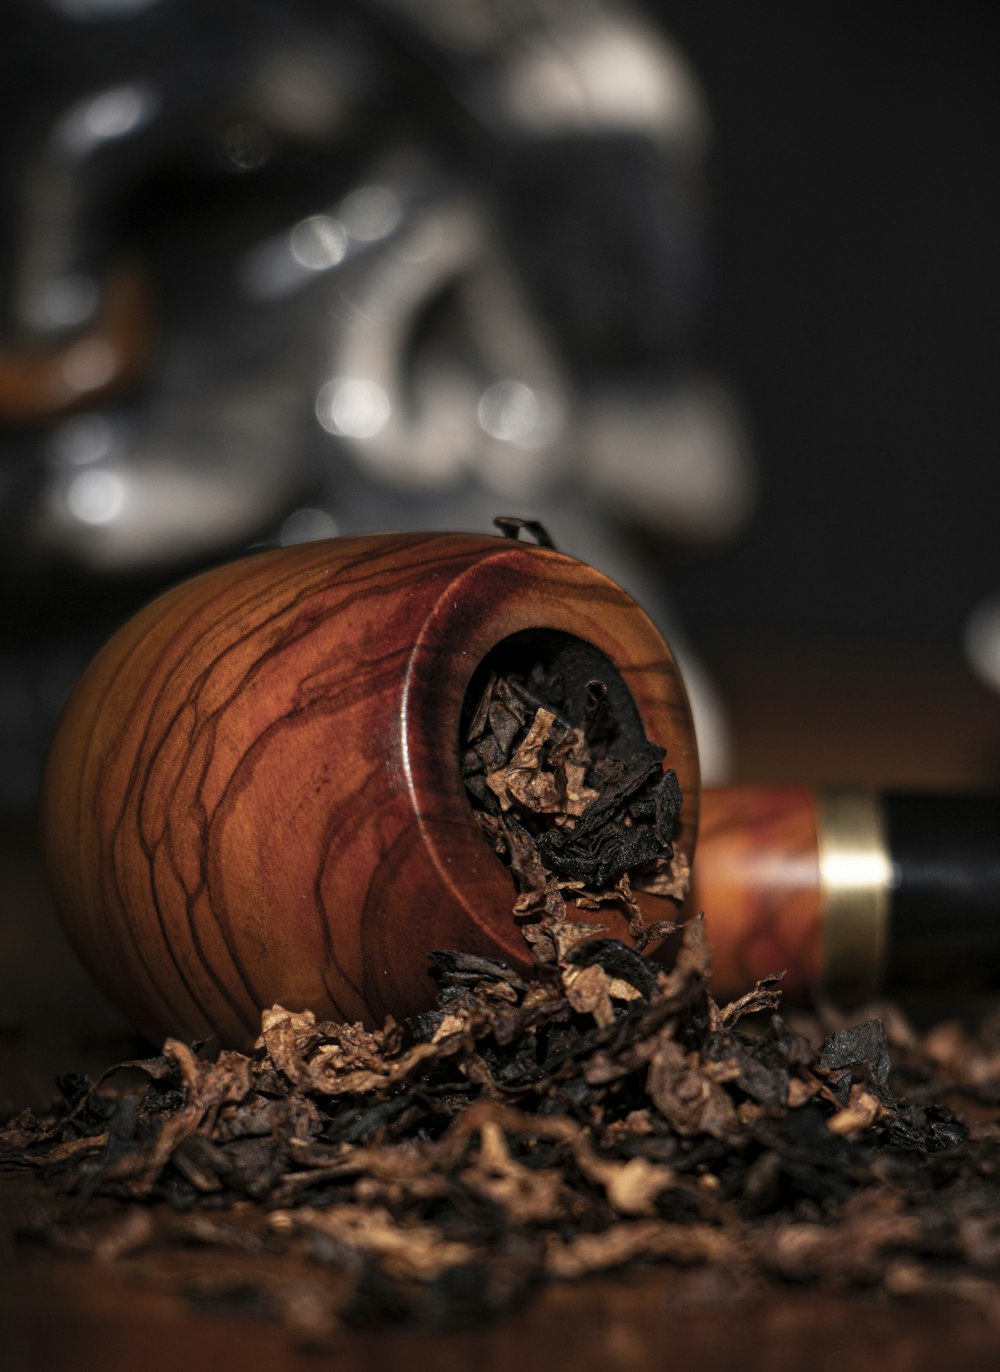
(4, 635, 1000, 1371)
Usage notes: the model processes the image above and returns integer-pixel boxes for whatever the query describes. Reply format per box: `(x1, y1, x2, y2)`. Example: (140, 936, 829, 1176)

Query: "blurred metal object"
(0, 260, 154, 424)
(1, 0, 752, 807)
(965, 592, 1000, 698)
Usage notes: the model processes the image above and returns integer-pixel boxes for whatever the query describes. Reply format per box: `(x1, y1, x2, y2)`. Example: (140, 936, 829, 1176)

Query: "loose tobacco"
(4, 627, 1000, 1343)
(4, 919, 1000, 1344)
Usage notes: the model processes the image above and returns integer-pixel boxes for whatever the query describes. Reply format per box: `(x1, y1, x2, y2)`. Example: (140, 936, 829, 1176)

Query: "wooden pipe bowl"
(40, 533, 699, 1047)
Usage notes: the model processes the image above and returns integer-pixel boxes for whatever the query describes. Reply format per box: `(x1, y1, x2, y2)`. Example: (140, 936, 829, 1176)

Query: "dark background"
(656, 1, 999, 646)
(1, 0, 998, 818)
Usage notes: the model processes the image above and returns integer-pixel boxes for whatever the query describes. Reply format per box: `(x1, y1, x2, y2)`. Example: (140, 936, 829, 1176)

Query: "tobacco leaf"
(461, 660, 688, 944)
(493, 516, 556, 548)
(4, 913, 999, 1339)
(817, 1019, 892, 1093)
(6, 647, 1000, 1341)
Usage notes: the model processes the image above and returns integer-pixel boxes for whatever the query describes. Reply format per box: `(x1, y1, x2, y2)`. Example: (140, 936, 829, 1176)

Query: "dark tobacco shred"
(4, 920, 1000, 1342)
(4, 665, 1000, 1343)
(493, 516, 557, 548)
(459, 660, 687, 938)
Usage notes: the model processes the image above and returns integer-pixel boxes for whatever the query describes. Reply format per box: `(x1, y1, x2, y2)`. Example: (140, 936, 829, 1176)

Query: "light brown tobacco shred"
(4, 661, 1000, 1341)
(4, 914, 1000, 1340)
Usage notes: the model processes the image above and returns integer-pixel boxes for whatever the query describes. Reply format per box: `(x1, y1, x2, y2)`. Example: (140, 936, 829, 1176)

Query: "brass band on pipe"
(817, 791, 892, 1000)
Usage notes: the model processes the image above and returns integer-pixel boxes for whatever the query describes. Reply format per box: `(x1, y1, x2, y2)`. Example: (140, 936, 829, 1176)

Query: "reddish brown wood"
(40, 532, 698, 1047)
(685, 786, 823, 1000)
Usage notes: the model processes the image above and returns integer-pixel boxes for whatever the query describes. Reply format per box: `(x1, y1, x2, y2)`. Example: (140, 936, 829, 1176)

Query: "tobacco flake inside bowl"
(458, 629, 688, 942)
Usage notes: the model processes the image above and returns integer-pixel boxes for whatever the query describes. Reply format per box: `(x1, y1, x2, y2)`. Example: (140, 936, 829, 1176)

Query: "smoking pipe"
(40, 531, 699, 1047)
(39, 532, 1000, 1047)
(686, 786, 1000, 1006)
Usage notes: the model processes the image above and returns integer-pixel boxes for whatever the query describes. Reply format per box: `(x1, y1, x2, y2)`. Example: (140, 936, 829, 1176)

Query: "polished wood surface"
(687, 786, 823, 1000)
(40, 533, 698, 1048)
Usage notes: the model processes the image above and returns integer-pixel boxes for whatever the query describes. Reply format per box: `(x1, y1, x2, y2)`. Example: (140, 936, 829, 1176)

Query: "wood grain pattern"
(685, 786, 823, 1000)
(41, 532, 698, 1047)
